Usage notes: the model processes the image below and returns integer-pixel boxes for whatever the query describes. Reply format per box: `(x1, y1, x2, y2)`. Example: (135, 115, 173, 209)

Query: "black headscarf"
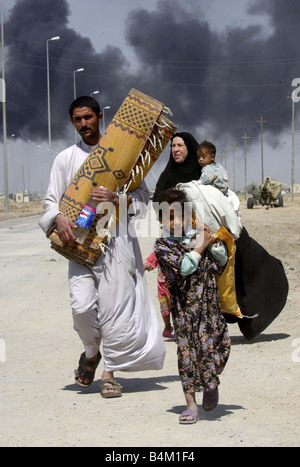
(153, 132, 202, 202)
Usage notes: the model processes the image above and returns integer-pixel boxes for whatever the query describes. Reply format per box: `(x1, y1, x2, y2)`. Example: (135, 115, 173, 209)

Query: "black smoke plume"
(3, 0, 131, 141)
(125, 0, 300, 148)
(2, 0, 300, 150)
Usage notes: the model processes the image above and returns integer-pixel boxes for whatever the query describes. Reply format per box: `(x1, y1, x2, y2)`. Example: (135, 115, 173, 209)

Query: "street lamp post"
(46, 35, 60, 175)
(1, 0, 8, 212)
(102, 106, 111, 135)
(73, 68, 84, 99)
(11, 134, 15, 195)
(257, 115, 266, 185)
(242, 133, 250, 201)
(73, 68, 84, 143)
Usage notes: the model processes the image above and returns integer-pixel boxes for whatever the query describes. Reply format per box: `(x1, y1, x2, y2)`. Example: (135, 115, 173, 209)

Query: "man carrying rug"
(39, 96, 165, 398)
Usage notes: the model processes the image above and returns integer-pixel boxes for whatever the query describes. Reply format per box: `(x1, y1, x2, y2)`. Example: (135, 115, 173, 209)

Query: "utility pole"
(1, 0, 8, 212)
(257, 115, 266, 185)
(287, 94, 295, 202)
(223, 148, 228, 171)
(291, 94, 295, 202)
(242, 133, 250, 200)
(230, 143, 236, 191)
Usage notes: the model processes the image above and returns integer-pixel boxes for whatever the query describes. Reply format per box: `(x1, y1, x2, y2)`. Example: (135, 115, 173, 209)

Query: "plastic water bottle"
(74, 198, 98, 244)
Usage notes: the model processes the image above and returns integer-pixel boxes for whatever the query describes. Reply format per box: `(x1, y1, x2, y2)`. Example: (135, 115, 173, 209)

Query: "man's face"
(70, 107, 102, 144)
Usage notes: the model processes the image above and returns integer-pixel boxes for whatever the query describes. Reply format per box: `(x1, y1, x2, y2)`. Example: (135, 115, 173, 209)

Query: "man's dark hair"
(69, 96, 101, 118)
(198, 140, 217, 157)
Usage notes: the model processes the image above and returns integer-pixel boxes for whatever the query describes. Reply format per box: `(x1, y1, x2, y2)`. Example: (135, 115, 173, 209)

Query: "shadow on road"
(230, 332, 290, 345)
(63, 374, 180, 394)
(168, 403, 244, 420)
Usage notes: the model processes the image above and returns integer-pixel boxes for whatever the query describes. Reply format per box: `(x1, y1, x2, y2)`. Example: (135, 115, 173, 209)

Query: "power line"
(5, 34, 300, 70)
(6, 59, 293, 88)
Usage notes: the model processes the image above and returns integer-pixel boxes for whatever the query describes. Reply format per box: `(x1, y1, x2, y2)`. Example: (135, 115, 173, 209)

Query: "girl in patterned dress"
(154, 189, 231, 424)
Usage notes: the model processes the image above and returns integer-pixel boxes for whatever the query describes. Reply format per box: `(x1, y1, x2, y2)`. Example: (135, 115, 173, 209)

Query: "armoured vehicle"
(247, 177, 284, 209)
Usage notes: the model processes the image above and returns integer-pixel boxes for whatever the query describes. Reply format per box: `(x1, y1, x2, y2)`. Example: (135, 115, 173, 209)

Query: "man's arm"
(89, 180, 149, 208)
(39, 152, 77, 241)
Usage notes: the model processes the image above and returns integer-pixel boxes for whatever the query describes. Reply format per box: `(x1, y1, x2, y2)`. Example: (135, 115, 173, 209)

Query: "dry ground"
(0, 194, 299, 447)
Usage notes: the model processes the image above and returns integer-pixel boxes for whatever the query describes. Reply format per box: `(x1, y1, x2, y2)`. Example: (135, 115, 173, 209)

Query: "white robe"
(176, 181, 243, 240)
(39, 140, 166, 372)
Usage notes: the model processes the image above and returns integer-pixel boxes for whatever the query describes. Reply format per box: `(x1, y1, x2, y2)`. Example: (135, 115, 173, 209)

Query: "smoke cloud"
(2, 0, 300, 150)
(3, 0, 131, 141)
(125, 0, 300, 147)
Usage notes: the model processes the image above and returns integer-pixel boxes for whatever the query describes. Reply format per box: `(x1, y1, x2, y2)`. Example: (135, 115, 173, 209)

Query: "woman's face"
(171, 136, 189, 164)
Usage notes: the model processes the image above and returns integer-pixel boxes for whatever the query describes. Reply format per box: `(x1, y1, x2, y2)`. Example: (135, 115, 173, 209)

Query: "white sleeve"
(39, 154, 68, 234)
(127, 180, 150, 218)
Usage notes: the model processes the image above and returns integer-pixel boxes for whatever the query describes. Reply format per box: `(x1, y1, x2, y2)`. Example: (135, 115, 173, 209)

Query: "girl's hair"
(157, 188, 194, 228)
(198, 140, 217, 157)
(157, 188, 187, 206)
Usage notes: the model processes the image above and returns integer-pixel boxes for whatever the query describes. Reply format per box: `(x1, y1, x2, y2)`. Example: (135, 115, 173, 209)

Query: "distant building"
(15, 193, 24, 203)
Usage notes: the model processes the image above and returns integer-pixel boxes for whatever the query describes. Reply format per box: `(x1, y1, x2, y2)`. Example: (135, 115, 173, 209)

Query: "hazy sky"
(0, 0, 299, 193)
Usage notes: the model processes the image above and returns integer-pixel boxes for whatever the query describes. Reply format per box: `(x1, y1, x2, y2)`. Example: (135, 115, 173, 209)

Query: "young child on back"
(197, 140, 229, 195)
(154, 188, 231, 424)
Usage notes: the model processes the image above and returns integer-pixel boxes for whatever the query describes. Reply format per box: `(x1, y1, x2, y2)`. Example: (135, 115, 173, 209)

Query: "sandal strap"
(78, 351, 101, 371)
(74, 351, 101, 386)
(100, 378, 123, 389)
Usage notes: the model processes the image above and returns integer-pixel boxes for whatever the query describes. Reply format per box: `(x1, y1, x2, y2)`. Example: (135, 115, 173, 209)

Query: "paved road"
(0, 214, 299, 448)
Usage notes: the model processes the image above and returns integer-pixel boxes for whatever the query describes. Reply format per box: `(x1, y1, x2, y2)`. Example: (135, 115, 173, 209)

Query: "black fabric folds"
(231, 227, 289, 340)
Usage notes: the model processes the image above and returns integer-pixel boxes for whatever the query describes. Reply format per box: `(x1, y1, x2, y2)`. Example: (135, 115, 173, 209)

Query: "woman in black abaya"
(153, 132, 288, 341)
(153, 132, 202, 202)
